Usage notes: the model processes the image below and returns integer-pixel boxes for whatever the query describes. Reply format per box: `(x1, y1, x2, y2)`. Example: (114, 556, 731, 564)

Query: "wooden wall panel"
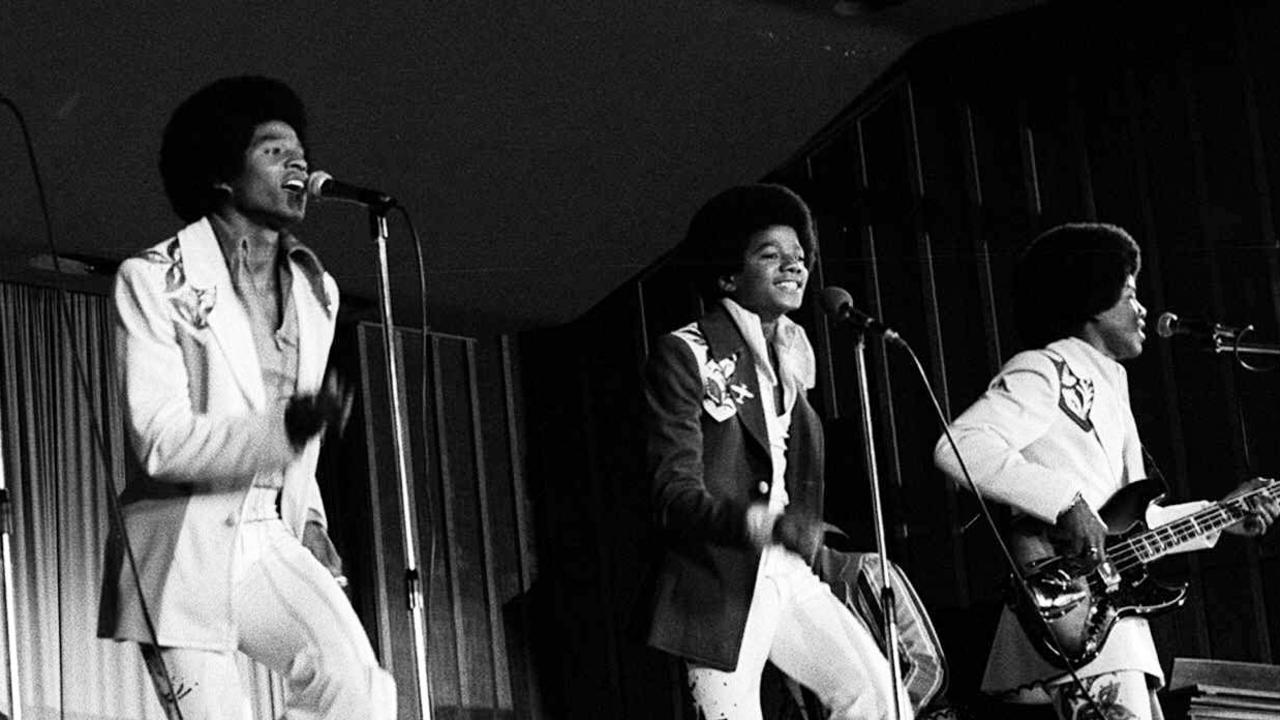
(335, 322, 524, 719)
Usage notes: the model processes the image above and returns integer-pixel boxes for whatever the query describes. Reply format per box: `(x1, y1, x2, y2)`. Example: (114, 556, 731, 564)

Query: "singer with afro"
(96, 75, 395, 718)
(638, 183, 907, 719)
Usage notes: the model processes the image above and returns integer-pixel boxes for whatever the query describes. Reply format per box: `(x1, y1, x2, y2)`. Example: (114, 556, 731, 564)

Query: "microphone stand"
(368, 204, 435, 720)
(0, 414, 21, 720)
(848, 327, 907, 720)
(1209, 328, 1280, 358)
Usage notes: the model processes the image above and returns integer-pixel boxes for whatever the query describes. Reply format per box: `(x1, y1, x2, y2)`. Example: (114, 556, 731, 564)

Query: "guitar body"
(1006, 480, 1189, 669)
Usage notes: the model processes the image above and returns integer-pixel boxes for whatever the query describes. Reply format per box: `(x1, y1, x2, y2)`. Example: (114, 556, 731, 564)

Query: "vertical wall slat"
(1018, 99, 1042, 232)
(854, 115, 907, 555)
(466, 341, 512, 707)
(580, 356, 626, 718)
(498, 333, 542, 719)
(356, 325, 398, 680)
(906, 80, 973, 606)
(1067, 74, 1097, 221)
(429, 335, 471, 706)
(501, 335, 535, 590)
(960, 102, 1004, 375)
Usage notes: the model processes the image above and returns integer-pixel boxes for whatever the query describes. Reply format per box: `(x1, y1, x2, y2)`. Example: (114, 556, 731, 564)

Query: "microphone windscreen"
(1155, 312, 1178, 338)
(306, 170, 334, 198)
(819, 286, 853, 317)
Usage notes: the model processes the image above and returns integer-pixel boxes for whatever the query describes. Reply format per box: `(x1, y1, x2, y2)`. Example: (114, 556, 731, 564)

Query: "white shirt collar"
(719, 297, 816, 392)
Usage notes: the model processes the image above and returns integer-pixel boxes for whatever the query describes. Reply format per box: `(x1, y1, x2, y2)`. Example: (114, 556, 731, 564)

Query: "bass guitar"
(1006, 477, 1279, 669)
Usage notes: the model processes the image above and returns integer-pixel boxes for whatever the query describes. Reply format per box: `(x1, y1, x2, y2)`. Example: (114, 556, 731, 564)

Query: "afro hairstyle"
(1014, 222, 1142, 348)
(159, 75, 308, 223)
(680, 183, 818, 302)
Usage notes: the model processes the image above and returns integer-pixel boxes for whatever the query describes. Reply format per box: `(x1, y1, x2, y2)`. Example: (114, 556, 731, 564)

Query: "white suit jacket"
(98, 217, 338, 650)
(933, 337, 1212, 693)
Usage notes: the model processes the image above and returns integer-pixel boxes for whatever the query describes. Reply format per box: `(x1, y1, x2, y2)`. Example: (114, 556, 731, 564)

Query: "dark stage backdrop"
(517, 1, 1280, 717)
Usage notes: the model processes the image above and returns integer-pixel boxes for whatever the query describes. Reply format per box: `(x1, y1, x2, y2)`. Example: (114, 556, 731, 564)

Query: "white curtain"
(0, 282, 280, 720)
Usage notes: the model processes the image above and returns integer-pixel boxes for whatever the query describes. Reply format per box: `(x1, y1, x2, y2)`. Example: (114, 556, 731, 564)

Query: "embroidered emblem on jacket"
(1051, 356, 1094, 433)
(142, 239, 217, 329)
(702, 352, 755, 422)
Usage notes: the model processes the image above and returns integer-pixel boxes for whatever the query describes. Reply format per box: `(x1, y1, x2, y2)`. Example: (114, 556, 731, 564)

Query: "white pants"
(1049, 670, 1163, 720)
(686, 548, 909, 720)
(141, 519, 396, 720)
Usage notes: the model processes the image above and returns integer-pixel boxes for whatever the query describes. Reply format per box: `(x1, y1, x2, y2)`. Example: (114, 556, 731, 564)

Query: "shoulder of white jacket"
(1001, 347, 1061, 374)
(120, 236, 181, 272)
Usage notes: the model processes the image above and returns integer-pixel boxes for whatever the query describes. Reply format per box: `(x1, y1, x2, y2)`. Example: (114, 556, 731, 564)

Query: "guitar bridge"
(1023, 566, 1088, 620)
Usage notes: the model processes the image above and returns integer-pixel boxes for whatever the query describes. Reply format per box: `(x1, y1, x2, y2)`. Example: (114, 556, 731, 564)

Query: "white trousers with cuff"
(686, 547, 909, 720)
(142, 518, 396, 720)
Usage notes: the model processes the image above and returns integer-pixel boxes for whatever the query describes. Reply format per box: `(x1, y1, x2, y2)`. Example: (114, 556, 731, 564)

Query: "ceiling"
(0, 0, 1044, 335)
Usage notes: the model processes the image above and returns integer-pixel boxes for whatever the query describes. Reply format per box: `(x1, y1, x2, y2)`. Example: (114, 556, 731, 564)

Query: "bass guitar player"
(932, 222, 1279, 720)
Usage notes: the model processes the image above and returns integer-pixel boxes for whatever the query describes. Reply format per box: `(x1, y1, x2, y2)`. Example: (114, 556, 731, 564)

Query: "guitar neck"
(1116, 484, 1279, 563)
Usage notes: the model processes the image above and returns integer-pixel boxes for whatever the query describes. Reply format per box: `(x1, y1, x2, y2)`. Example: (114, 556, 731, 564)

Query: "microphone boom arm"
(1210, 329, 1280, 357)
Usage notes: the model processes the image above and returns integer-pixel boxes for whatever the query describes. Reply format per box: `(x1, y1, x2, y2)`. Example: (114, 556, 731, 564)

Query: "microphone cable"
(831, 310, 1106, 719)
(391, 203, 440, 656)
(1, 95, 186, 719)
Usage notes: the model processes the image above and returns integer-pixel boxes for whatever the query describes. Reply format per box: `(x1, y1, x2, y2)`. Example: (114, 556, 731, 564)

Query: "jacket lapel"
(700, 306, 769, 455)
(177, 219, 267, 410)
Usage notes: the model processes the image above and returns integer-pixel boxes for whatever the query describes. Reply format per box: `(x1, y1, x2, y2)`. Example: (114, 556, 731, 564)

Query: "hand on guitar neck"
(1221, 476, 1280, 538)
(1050, 492, 1109, 566)
(1010, 476, 1280, 669)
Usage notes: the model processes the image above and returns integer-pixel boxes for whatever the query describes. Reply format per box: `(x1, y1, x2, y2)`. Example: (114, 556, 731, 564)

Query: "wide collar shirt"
(216, 229, 327, 504)
(721, 298, 816, 515)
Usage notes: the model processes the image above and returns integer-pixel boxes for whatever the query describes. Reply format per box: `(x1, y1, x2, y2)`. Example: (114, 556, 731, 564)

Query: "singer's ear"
(718, 275, 737, 293)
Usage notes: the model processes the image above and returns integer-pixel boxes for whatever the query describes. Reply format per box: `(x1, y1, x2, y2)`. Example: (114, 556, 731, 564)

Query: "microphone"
(306, 171, 397, 209)
(819, 286, 901, 344)
(1155, 312, 1242, 341)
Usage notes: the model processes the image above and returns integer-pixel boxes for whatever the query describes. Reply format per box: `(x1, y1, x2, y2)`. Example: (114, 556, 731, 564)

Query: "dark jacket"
(642, 304, 824, 671)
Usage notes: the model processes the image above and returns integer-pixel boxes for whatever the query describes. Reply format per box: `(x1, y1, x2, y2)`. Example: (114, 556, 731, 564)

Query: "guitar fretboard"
(1117, 483, 1279, 563)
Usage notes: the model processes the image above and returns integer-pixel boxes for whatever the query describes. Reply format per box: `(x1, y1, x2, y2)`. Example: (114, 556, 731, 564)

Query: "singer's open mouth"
(282, 178, 305, 193)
